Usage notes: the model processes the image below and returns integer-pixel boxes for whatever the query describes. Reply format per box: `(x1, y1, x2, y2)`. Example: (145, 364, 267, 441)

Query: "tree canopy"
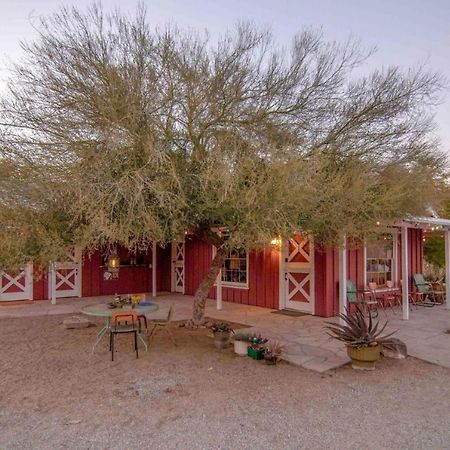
(0, 4, 448, 321)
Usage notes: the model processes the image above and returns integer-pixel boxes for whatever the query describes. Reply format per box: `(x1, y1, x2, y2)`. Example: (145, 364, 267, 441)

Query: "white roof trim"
(394, 216, 450, 230)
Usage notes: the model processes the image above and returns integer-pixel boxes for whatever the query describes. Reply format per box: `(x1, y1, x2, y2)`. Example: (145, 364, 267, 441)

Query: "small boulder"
(63, 316, 90, 329)
(381, 338, 407, 359)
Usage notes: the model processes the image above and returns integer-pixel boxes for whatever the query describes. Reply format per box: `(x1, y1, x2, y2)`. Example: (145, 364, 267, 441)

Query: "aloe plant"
(325, 306, 396, 348)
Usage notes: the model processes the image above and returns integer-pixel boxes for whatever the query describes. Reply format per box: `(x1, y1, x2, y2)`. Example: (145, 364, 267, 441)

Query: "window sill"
(214, 282, 249, 290)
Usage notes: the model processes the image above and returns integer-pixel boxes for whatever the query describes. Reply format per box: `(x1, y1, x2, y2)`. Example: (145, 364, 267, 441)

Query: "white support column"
(152, 242, 157, 298)
(50, 263, 56, 305)
(401, 226, 409, 320)
(338, 235, 347, 323)
(216, 269, 223, 310)
(445, 230, 450, 310)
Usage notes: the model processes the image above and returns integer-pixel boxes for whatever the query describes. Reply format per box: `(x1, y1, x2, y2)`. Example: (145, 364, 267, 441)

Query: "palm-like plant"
(325, 306, 396, 348)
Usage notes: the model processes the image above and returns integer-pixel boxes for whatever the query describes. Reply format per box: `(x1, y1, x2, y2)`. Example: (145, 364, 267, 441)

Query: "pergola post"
(338, 235, 347, 323)
(152, 242, 157, 298)
(445, 230, 450, 310)
(216, 269, 223, 310)
(401, 226, 409, 320)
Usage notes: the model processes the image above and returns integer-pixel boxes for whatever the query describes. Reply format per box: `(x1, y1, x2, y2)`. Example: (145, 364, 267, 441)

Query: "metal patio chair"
(110, 311, 140, 361)
(413, 274, 445, 306)
(346, 280, 378, 317)
(148, 305, 176, 346)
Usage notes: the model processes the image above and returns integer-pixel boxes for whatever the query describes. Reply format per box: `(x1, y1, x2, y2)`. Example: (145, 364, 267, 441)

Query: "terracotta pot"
(347, 345, 381, 370)
(213, 331, 231, 349)
(233, 340, 249, 356)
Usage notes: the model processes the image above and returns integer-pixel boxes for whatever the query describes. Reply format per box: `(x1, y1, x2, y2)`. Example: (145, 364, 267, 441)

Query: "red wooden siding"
(29, 229, 425, 320)
(184, 237, 280, 309)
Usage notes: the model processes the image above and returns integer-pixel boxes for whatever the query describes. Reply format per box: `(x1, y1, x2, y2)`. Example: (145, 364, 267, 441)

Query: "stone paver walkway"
(1, 294, 450, 372)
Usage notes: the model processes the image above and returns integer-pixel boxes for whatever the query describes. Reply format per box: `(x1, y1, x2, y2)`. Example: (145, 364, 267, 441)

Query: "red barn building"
(2, 217, 441, 319)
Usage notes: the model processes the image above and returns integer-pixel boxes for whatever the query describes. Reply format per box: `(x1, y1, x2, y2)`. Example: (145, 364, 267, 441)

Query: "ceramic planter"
(247, 346, 264, 360)
(213, 330, 231, 349)
(233, 340, 249, 356)
(347, 345, 381, 370)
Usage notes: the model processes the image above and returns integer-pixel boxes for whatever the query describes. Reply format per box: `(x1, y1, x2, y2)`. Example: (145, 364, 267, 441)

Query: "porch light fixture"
(270, 237, 282, 247)
(107, 252, 120, 279)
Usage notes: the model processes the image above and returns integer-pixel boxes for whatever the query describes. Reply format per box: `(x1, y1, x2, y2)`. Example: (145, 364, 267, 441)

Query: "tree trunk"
(191, 244, 228, 325)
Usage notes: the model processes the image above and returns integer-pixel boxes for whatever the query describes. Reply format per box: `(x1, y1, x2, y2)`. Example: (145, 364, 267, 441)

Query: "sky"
(0, 0, 449, 151)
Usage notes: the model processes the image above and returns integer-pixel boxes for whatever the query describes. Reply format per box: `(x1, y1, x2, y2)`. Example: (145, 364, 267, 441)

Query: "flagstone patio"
(1, 293, 449, 372)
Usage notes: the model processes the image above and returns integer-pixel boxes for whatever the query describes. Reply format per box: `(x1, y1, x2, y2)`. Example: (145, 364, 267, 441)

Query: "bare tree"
(0, 4, 447, 323)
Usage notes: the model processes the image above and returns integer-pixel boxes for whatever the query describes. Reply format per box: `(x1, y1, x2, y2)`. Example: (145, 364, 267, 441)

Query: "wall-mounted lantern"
(270, 237, 282, 247)
(107, 251, 120, 279)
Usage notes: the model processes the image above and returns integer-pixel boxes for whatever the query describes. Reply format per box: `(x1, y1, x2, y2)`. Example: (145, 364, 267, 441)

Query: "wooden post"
(338, 235, 347, 324)
(445, 230, 450, 310)
(50, 263, 56, 305)
(152, 242, 157, 298)
(216, 269, 223, 310)
(401, 226, 409, 320)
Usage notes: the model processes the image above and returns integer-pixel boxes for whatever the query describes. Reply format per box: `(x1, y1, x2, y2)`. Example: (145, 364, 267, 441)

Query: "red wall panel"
(184, 237, 280, 309)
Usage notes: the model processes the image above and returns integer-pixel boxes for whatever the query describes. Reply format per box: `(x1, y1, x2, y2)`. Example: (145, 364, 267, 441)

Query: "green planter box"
(247, 346, 264, 360)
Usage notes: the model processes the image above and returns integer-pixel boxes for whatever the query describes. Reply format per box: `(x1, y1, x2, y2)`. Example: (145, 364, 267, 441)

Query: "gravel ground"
(1, 314, 450, 450)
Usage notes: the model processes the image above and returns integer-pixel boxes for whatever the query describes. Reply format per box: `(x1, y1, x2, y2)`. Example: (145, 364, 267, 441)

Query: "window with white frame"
(366, 233, 395, 287)
(221, 248, 248, 287)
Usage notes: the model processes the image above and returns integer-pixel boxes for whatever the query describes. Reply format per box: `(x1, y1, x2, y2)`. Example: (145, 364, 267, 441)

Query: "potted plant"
(325, 306, 396, 370)
(232, 332, 250, 356)
(264, 341, 284, 365)
(210, 322, 234, 349)
(247, 334, 268, 360)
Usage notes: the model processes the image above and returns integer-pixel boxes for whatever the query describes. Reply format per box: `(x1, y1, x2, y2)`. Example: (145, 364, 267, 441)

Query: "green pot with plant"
(264, 341, 284, 365)
(210, 322, 234, 349)
(232, 332, 250, 356)
(325, 306, 396, 370)
(247, 334, 268, 360)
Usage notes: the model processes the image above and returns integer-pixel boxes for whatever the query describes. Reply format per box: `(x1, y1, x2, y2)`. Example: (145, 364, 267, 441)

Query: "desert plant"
(248, 333, 268, 349)
(325, 306, 396, 349)
(264, 341, 284, 364)
(209, 322, 234, 334)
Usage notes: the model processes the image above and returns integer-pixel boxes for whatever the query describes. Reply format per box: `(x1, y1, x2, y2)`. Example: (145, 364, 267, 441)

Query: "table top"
(81, 303, 159, 318)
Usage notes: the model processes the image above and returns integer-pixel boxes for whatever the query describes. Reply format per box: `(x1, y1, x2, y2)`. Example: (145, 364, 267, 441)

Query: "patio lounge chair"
(413, 274, 445, 306)
(346, 280, 378, 317)
(110, 311, 139, 361)
(148, 305, 176, 346)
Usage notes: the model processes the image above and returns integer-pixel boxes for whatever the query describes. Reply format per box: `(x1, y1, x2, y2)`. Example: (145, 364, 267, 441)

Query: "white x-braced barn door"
(49, 249, 82, 299)
(171, 241, 185, 294)
(0, 264, 33, 301)
(280, 235, 315, 314)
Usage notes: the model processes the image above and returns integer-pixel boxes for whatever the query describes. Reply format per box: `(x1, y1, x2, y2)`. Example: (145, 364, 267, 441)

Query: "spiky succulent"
(325, 306, 396, 348)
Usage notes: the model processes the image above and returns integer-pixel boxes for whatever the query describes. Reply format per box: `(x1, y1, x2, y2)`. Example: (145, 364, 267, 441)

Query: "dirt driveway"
(1, 314, 449, 450)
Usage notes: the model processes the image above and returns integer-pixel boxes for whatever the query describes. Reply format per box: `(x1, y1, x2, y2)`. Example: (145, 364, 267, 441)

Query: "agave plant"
(325, 306, 396, 348)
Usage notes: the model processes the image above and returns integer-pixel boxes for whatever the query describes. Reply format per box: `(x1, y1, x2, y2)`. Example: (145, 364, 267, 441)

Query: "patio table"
(364, 287, 401, 312)
(82, 303, 159, 353)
